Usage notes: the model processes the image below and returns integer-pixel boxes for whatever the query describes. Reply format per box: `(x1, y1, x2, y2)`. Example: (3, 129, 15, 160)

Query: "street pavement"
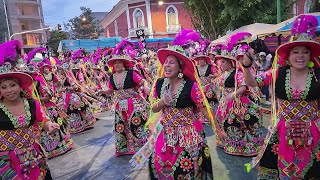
(48, 111, 271, 180)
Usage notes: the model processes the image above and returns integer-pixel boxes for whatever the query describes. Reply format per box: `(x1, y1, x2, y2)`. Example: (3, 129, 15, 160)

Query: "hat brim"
(194, 55, 212, 64)
(0, 72, 33, 91)
(277, 41, 320, 65)
(107, 58, 135, 68)
(207, 52, 217, 56)
(215, 55, 237, 67)
(157, 48, 196, 81)
(40, 64, 52, 73)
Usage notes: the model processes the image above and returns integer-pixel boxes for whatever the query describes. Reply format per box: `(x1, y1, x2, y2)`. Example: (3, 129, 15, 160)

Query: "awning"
(211, 12, 320, 45)
(211, 23, 274, 45)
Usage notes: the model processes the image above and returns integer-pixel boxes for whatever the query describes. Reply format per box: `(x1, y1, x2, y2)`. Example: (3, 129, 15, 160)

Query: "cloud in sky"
(42, 0, 119, 26)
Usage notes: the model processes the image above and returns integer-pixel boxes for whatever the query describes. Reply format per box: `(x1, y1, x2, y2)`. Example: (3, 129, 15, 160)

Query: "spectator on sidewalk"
(257, 52, 272, 105)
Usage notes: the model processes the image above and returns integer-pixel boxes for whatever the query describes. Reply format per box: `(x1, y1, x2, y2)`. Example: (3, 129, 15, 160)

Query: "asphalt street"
(48, 111, 270, 180)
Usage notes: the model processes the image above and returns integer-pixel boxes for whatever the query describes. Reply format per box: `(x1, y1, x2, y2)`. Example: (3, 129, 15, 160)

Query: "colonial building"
(99, 0, 193, 39)
(0, 0, 47, 52)
(290, 0, 318, 17)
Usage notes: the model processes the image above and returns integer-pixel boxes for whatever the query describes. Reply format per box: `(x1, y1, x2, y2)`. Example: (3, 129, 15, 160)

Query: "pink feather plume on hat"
(72, 49, 84, 59)
(199, 40, 210, 53)
(114, 40, 134, 55)
(227, 32, 252, 52)
(172, 29, 200, 46)
(0, 40, 22, 65)
(92, 55, 101, 65)
(291, 14, 318, 36)
(25, 47, 47, 63)
(103, 48, 113, 56)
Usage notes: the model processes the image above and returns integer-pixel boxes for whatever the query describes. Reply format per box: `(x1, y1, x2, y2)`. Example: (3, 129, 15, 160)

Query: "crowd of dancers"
(0, 14, 319, 180)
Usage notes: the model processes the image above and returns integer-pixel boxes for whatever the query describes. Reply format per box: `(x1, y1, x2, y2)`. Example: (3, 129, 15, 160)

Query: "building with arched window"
(100, 0, 192, 39)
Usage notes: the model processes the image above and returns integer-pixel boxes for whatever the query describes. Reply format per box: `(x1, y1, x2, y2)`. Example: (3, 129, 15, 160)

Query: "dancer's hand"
(240, 48, 254, 68)
(45, 121, 60, 133)
(225, 92, 235, 102)
(162, 83, 173, 106)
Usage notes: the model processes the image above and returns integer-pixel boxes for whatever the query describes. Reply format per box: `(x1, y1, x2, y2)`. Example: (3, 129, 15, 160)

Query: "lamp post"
(158, 1, 164, 6)
(277, 0, 281, 23)
(10, 27, 51, 40)
(2, 0, 11, 41)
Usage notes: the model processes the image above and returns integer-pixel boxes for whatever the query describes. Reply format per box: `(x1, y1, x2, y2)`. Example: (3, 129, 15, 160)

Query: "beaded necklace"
(0, 98, 31, 128)
(197, 65, 209, 77)
(113, 71, 128, 90)
(44, 73, 53, 81)
(160, 78, 186, 107)
(285, 68, 312, 100)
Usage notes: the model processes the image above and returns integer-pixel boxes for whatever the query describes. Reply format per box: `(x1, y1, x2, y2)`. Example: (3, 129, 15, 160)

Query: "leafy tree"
(184, 0, 224, 40)
(64, 7, 102, 39)
(47, 30, 67, 56)
(185, 0, 291, 39)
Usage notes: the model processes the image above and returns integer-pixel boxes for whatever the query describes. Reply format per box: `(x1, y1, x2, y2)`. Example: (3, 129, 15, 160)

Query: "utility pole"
(277, 0, 281, 23)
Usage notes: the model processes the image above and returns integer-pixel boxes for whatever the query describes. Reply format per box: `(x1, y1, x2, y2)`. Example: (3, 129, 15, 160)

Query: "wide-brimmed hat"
(193, 40, 212, 64)
(276, 14, 320, 67)
(107, 39, 137, 68)
(0, 71, 33, 91)
(208, 44, 223, 56)
(225, 32, 252, 60)
(0, 40, 33, 92)
(40, 64, 52, 73)
(107, 56, 135, 68)
(157, 46, 196, 81)
(215, 45, 237, 67)
(194, 54, 212, 64)
(193, 54, 212, 64)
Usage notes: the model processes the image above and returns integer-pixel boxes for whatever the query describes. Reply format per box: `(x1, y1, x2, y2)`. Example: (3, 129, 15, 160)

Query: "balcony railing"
(14, 0, 39, 5)
(166, 24, 181, 33)
(129, 27, 149, 37)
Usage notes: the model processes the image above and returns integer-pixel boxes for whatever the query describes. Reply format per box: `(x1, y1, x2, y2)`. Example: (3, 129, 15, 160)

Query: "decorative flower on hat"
(193, 40, 212, 64)
(172, 29, 201, 57)
(208, 44, 223, 56)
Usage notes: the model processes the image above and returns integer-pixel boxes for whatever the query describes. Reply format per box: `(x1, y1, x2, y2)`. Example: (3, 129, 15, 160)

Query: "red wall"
(105, 11, 129, 38)
(150, 3, 192, 34)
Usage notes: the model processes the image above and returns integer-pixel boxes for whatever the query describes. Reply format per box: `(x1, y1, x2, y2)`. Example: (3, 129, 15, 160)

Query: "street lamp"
(158, 1, 164, 6)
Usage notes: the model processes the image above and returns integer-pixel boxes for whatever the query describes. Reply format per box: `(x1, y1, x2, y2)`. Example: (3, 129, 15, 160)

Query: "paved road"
(48, 111, 270, 180)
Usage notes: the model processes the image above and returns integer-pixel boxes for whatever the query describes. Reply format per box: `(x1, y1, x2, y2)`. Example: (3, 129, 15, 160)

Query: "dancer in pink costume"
(98, 40, 149, 156)
(241, 15, 320, 179)
(0, 40, 59, 179)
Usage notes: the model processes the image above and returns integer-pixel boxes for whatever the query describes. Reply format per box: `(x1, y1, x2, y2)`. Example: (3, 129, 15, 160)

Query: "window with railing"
(166, 5, 180, 32)
(18, 4, 39, 16)
(133, 8, 145, 28)
(22, 33, 42, 45)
